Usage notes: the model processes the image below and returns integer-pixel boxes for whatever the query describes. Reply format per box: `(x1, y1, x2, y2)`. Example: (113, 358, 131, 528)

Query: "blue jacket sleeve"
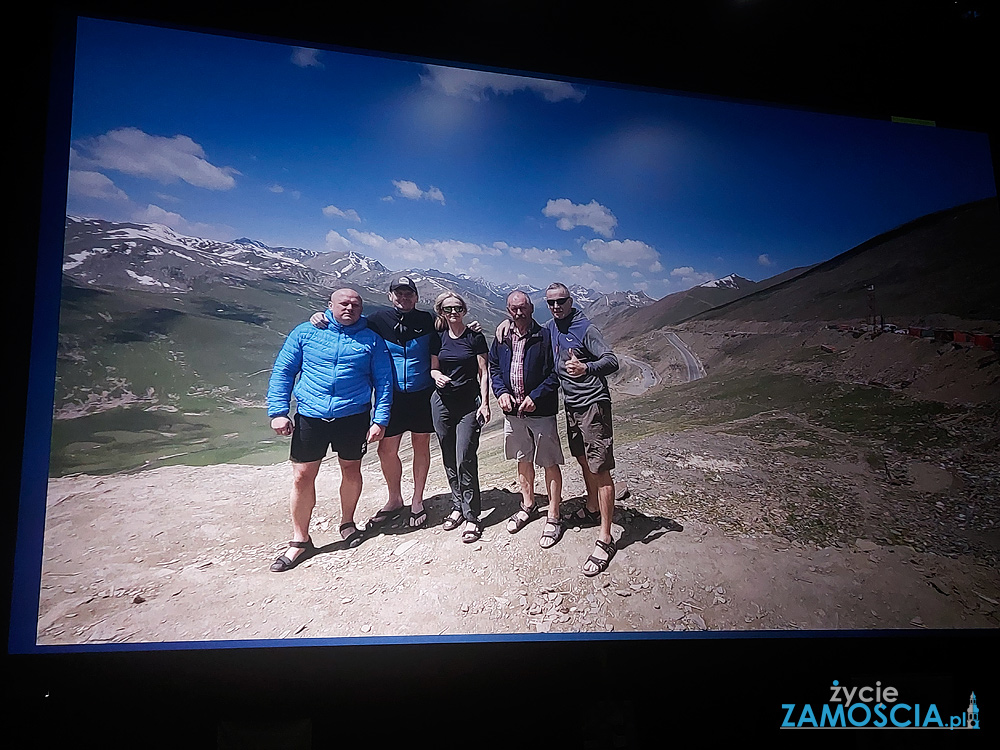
(369, 334, 394, 427)
(266, 329, 303, 418)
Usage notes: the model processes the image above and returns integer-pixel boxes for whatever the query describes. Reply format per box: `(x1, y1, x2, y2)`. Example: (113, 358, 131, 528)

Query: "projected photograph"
(30, 15, 998, 647)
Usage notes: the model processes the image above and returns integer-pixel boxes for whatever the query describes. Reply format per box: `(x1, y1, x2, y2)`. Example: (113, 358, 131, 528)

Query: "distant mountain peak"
(699, 273, 753, 290)
(231, 237, 269, 249)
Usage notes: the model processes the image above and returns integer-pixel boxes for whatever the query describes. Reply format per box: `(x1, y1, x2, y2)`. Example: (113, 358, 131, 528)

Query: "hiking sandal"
(270, 538, 316, 572)
(566, 506, 601, 527)
(339, 522, 364, 548)
(462, 521, 482, 544)
(506, 501, 540, 533)
(582, 538, 617, 577)
(539, 517, 565, 549)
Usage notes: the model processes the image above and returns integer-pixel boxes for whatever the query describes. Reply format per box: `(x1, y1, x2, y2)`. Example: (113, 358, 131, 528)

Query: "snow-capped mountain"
(61, 217, 624, 317)
(63, 218, 326, 293)
(579, 289, 656, 327)
(698, 274, 754, 290)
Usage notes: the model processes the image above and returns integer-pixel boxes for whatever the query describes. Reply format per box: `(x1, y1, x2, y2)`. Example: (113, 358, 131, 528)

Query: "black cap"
(388, 275, 418, 293)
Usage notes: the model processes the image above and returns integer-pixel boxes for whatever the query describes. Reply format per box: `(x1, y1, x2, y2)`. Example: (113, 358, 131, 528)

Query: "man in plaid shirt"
(488, 291, 566, 548)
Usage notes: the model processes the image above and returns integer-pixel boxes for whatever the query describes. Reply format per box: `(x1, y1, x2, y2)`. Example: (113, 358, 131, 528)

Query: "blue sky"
(65, 17, 997, 299)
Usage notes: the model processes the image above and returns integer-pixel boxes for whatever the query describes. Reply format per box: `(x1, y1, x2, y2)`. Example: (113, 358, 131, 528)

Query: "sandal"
(443, 511, 464, 531)
(366, 506, 403, 528)
(539, 517, 564, 549)
(407, 504, 428, 528)
(269, 538, 316, 572)
(506, 501, 539, 534)
(462, 521, 482, 544)
(566, 506, 601, 527)
(582, 538, 617, 577)
(339, 522, 364, 548)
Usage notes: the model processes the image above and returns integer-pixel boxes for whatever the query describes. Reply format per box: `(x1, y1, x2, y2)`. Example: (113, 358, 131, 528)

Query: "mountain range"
(63, 217, 659, 326)
(68, 216, 833, 338)
(688, 197, 1000, 330)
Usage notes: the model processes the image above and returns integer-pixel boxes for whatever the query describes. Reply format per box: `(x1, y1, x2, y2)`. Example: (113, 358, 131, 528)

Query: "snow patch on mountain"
(699, 274, 750, 290)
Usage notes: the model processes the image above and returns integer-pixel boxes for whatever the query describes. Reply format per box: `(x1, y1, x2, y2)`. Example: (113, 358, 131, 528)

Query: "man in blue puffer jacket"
(266, 288, 393, 572)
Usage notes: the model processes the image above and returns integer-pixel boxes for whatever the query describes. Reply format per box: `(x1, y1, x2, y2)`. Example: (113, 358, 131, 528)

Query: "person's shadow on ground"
(559, 495, 684, 553)
(335, 489, 683, 555)
(348, 488, 529, 540)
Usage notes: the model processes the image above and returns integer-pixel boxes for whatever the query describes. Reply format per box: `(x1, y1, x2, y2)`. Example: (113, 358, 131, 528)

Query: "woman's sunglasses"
(442, 305, 465, 313)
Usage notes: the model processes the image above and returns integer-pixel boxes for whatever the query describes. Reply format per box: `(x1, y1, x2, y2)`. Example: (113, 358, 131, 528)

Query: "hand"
(495, 319, 512, 339)
(467, 319, 482, 333)
(310, 311, 328, 329)
(366, 423, 384, 443)
(497, 393, 515, 413)
(432, 371, 452, 389)
(517, 395, 536, 415)
(271, 416, 293, 436)
(476, 404, 491, 425)
(564, 349, 587, 378)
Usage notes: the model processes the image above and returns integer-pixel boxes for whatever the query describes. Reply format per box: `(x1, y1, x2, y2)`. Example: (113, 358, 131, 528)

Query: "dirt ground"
(36, 418, 999, 646)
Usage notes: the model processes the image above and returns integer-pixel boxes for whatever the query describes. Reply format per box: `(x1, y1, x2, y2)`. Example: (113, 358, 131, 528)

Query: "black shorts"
(384, 387, 434, 438)
(290, 410, 370, 463)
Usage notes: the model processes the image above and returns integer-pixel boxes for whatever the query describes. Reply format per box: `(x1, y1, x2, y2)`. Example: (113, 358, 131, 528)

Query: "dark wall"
(10, 2, 997, 747)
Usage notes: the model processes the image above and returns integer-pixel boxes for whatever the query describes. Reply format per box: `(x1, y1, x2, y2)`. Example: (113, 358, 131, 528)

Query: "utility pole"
(866, 284, 880, 332)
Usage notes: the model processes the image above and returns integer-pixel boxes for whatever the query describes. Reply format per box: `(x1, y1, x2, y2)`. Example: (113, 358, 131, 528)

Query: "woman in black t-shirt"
(429, 291, 491, 542)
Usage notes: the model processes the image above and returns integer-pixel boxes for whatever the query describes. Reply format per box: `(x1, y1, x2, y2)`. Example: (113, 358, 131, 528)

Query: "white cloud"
(543, 198, 617, 238)
(322, 204, 361, 222)
(291, 47, 323, 68)
(329, 229, 502, 272)
(421, 65, 585, 103)
(270, 184, 301, 199)
(557, 263, 614, 291)
(670, 266, 716, 286)
(67, 170, 128, 201)
(76, 128, 239, 190)
(131, 204, 231, 239)
(392, 179, 446, 204)
(325, 230, 355, 253)
(583, 238, 661, 272)
(498, 241, 571, 266)
(758, 253, 773, 266)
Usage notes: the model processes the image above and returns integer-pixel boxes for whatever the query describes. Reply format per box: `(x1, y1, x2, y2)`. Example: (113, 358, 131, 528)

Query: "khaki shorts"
(565, 401, 614, 474)
(503, 414, 565, 468)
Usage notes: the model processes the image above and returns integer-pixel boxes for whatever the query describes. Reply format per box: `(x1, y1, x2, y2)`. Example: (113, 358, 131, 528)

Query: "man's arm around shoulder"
(369, 333, 394, 431)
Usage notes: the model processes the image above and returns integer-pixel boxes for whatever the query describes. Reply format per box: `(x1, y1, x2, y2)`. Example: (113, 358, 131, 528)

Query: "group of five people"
(266, 276, 620, 577)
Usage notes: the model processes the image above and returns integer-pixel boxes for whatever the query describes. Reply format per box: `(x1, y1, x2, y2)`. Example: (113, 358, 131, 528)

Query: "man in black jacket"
(488, 291, 565, 548)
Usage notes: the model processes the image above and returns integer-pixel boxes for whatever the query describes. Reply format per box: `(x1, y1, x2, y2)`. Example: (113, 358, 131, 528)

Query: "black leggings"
(431, 391, 482, 521)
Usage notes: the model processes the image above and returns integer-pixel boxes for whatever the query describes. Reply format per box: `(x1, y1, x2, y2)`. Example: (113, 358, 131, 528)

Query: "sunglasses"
(442, 305, 465, 313)
(546, 297, 570, 307)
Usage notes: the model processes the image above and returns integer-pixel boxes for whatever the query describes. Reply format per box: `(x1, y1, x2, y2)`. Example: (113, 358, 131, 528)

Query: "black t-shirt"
(431, 328, 488, 398)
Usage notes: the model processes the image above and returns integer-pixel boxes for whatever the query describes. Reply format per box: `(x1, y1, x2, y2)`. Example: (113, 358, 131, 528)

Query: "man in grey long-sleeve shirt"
(544, 282, 621, 576)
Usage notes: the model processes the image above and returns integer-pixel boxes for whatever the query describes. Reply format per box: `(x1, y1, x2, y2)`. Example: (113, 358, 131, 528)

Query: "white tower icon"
(967, 692, 979, 729)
